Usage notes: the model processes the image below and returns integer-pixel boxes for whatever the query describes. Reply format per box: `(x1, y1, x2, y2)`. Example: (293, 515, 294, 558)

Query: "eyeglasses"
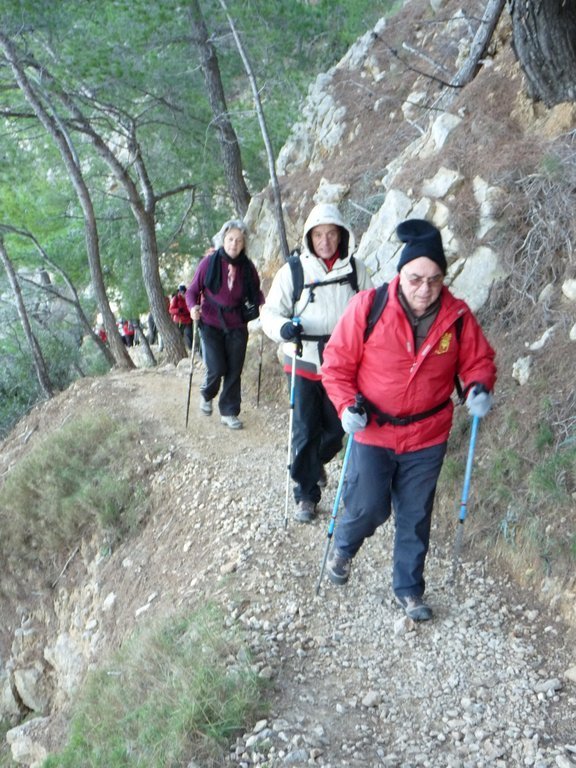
(405, 273, 443, 287)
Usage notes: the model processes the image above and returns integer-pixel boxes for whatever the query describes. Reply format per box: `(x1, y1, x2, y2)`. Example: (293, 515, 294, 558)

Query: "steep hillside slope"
(1, 361, 575, 766)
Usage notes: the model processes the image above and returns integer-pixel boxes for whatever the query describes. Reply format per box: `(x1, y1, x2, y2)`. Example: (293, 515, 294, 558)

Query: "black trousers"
(178, 322, 193, 351)
(287, 374, 344, 504)
(200, 323, 248, 416)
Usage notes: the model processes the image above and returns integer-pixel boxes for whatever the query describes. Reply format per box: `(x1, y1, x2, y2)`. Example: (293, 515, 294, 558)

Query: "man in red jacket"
(321, 219, 497, 621)
(169, 284, 193, 351)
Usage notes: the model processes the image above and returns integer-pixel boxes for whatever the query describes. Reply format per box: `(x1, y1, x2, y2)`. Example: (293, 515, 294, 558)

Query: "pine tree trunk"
(509, 0, 576, 106)
(189, 0, 251, 218)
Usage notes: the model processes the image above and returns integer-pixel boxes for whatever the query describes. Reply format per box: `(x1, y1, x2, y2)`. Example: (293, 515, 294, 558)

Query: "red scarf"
(322, 250, 340, 272)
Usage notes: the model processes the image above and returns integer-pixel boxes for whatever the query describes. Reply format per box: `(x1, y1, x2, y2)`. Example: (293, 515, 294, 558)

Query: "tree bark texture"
(189, 0, 251, 218)
(509, 0, 576, 106)
(0, 237, 54, 399)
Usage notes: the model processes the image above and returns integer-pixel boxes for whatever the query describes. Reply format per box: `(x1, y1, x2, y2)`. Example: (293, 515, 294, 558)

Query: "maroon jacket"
(186, 251, 264, 331)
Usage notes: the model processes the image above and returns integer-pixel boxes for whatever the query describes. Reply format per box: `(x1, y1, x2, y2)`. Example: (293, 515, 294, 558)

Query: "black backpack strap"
(364, 283, 389, 342)
(454, 314, 465, 403)
(349, 256, 358, 292)
(288, 250, 303, 305)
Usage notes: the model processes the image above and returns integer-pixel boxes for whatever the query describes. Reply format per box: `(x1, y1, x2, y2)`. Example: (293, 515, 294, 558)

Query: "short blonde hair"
(212, 219, 248, 250)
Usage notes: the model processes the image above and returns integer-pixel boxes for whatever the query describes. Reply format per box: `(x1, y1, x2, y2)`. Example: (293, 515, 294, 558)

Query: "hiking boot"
(199, 397, 213, 415)
(318, 465, 328, 488)
(395, 594, 433, 622)
(221, 414, 243, 430)
(294, 500, 316, 523)
(326, 547, 351, 585)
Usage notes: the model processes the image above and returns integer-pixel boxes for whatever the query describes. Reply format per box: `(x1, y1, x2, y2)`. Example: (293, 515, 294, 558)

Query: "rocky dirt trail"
(4, 355, 575, 768)
(99, 357, 576, 768)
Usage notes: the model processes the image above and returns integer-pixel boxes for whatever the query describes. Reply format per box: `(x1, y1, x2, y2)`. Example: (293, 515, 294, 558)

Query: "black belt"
(366, 397, 451, 427)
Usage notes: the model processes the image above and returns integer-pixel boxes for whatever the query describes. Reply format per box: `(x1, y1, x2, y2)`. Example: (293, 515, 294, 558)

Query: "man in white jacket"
(261, 203, 373, 522)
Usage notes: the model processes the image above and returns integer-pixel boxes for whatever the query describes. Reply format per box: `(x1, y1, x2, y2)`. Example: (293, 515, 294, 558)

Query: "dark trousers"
(178, 322, 193, 351)
(200, 323, 248, 416)
(335, 440, 447, 598)
(288, 374, 344, 504)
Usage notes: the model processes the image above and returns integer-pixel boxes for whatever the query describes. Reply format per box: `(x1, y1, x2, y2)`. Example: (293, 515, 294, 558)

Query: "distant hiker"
(147, 312, 158, 345)
(148, 295, 170, 350)
(123, 319, 135, 347)
(169, 284, 194, 351)
(117, 318, 126, 345)
(321, 219, 497, 621)
(260, 203, 373, 523)
(186, 220, 264, 430)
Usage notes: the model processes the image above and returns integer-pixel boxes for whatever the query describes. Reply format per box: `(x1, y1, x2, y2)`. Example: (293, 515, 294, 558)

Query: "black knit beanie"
(396, 219, 447, 274)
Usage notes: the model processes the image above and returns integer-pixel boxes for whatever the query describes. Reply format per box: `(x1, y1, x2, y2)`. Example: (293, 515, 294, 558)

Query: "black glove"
(280, 321, 303, 341)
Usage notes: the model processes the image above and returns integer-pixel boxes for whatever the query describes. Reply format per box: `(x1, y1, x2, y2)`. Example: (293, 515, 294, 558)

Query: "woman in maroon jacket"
(186, 220, 264, 430)
(321, 219, 497, 621)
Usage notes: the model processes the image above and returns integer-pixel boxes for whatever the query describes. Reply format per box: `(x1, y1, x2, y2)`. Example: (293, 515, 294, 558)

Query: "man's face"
(310, 224, 341, 260)
(399, 256, 444, 317)
(223, 228, 245, 258)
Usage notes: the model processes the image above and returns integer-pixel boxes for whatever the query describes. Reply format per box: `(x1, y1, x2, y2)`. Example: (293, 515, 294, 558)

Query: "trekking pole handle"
(351, 393, 365, 414)
(291, 316, 302, 357)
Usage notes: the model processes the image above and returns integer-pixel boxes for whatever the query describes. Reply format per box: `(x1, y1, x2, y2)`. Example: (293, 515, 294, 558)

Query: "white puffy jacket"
(261, 203, 373, 376)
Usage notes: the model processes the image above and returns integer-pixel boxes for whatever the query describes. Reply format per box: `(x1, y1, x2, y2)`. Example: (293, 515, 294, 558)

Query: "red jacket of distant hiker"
(169, 293, 192, 326)
(321, 276, 497, 454)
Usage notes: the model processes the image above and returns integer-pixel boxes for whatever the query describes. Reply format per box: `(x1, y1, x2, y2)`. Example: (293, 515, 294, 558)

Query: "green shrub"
(528, 447, 576, 502)
(535, 422, 554, 452)
(43, 606, 268, 768)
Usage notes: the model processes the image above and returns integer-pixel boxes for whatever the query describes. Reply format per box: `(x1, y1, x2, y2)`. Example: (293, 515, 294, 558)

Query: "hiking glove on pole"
(341, 406, 367, 434)
(280, 321, 303, 341)
(465, 383, 493, 418)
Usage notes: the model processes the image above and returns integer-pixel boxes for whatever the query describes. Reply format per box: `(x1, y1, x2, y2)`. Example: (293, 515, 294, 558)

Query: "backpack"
(288, 249, 359, 306)
(364, 283, 465, 405)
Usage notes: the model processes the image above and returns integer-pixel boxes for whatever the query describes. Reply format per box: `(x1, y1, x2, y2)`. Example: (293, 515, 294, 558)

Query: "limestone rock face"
(249, 8, 517, 313)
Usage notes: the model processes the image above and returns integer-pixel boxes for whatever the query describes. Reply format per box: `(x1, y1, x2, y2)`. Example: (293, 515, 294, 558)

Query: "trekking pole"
(256, 331, 264, 408)
(283, 318, 302, 529)
(450, 414, 480, 584)
(184, 319, 198, 430)
(315, 394, 364, 595)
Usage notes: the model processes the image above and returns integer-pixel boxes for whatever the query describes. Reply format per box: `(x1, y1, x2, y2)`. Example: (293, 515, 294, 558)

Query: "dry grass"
(0, 412, 148, 583)
(43, 606, 268, 768)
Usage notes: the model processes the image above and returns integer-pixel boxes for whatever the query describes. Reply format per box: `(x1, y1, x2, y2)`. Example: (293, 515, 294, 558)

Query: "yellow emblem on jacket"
(435, 332, 452, 355)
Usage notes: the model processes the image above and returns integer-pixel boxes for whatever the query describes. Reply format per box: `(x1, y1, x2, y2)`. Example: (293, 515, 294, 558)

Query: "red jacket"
(321, 276, 497, 453)
(169, 293, 192, 325)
